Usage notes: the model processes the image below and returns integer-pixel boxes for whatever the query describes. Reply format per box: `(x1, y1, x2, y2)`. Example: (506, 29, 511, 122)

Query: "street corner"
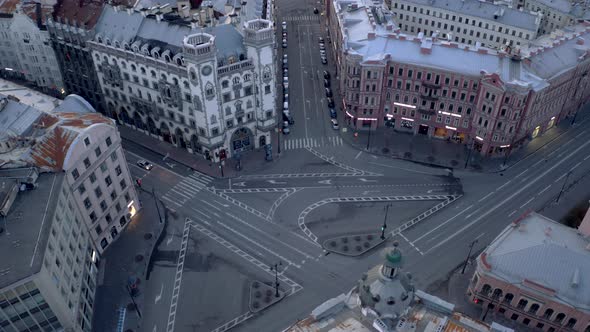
(322, 233, 386, 257)
(248, 280, 286, 313)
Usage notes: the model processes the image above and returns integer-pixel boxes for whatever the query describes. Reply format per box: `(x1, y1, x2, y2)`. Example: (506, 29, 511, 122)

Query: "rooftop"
(0, 78, 61, 113)
(0, 170, 64, 290)
(0, 0, 19, 14)
(480, 211, 590, 311)
(395, 0, 540, 31)
(531, 0, 590, 17)
(51, 0, 106, 29)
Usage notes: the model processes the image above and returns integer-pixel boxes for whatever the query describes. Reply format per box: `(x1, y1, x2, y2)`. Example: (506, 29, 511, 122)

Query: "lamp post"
(556, 170, 572, 203)
(270, 262, 282, 297)
(464, 138, 475, 169)
(366, 126, 372, 151)
(461, 239, 478, 274)
(381, 204, 390, 240)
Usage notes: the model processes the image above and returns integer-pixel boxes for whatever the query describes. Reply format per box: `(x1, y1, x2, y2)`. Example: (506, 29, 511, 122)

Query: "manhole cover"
(126, 303, 136, 311)
(135, 254, 144, 262)
(144, 233, 153, 240)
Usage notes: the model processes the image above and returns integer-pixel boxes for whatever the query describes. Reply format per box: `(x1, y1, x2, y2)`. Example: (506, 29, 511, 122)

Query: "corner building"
(327, 0, 590, 156)
(88, 5, 276, 162)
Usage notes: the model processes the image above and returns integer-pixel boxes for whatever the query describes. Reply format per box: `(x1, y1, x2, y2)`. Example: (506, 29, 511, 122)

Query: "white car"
(282, 21, 287, 29)
(331, 119, 339, 130)
(137, 159, 153, 170)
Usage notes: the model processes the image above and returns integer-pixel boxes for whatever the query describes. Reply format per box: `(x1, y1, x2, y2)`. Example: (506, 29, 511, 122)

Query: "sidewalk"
(118, 125, 272, 178)
(92, 188, 166, 332)
(340, 107, 590, 173)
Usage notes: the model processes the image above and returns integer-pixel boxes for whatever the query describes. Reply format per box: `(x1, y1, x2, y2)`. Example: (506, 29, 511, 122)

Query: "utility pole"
(270, 262, 282, 297)
(381, 204, 389, 240)
(366, 127, 372, 151)
(556, 171, 572, 203)
(461, 239, 478, 274)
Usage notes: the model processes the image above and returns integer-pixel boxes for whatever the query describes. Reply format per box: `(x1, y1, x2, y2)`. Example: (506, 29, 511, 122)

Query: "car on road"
(321, 56, 327, 64)
(284, 93, 289, 102)
(137, 160, 153, 170)
(331, 119, 339, 130)
(283, 68, 288, 76)
(313, 7, 319, 14)
(282, 21, 287, 29)
(318, 37, 324, 43)
(283, 54, 288, 60)
(282, 121, 290, 134)
(324, 79, 330, 87)
(327, 97, 334, 108)
(283, 111, 295, 124)
(320, 49, 326, 56)
(282, 38, 287, 48)
(325, 88, 332, 98)
(329, 108, 337, 118)
(319, 43, 325, 50)
(323, 70, 330, 79)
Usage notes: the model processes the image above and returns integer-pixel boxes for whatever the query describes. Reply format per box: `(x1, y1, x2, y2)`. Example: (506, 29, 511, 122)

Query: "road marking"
(398, 232, 424, 255)
(515, 169, 528, 178)
(200, 199, 222, 211)
(165, 218, 191, 332)
(318, 179, 332, 185)
(166, 228, 175, 246)
(584, 154, 590, 161)
(575, 132, 585, 138)
(413, 205, 473, 243)
(555, 173, 567, 183)
(465, 208, 482, 219)
(359, 178, 377, 183)
(532, 159, 544, 167)
(154, 283, 164, 304)
(190, 207, 212, 220)
(509, 210, 517, 217)
(368, 161, 440, 175)
(520, 197, 535, 209)
(538, 184, 551, 195)
(425, 138, 590, 253)
(354, 150, 363, 160)
(570, 161, 582, 171)
(478, 192, 494, 202)
(233, 181, 246, 187)
(267, 179, 287, 184)
(496, 180, 512, 190)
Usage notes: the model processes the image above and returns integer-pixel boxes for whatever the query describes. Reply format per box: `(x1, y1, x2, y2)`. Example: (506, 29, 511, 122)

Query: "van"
(283, 101, 289, 111)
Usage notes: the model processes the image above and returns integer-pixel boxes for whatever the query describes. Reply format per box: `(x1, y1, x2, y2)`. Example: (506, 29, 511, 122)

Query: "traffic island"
(248, 281, 285, 313)
(323, 233, 387, 257)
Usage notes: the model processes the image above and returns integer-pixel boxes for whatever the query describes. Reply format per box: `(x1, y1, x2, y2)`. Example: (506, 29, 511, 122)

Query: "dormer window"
(228, 56, 237, 64)
(232, 77, 240, 85)
(105, 38, 111, 46)
(97, 36, 103, 43)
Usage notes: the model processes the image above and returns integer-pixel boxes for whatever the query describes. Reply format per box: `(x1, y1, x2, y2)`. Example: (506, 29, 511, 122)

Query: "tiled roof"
(20, 1, 54, 26)
(0, 0, 19, 13)
(52, 0, 105, 29)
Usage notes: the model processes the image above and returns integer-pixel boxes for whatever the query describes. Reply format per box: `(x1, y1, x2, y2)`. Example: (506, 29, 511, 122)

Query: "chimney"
(420, 46, 431, 54)
(367, 32, 376, 40)
(386, 24, 393, 31)
(578, 205, 590, 237)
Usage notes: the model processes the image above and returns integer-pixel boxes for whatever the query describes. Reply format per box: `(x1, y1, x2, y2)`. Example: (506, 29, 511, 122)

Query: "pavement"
(92, 188, 166, 332)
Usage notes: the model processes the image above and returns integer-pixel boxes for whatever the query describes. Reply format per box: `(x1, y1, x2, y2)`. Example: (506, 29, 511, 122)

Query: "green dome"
(385, 248, 402, 264)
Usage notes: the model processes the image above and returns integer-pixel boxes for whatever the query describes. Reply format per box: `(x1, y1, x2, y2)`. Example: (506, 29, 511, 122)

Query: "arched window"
(183, 81, 189, 89)
(554, 313, 566, 324)
(467, 108, 472, 115)
(516, 299, 528, 310)
(225, 107, 231, 115)
(97, 36, 103, 43)
(205, 82, 214, 97)
(222, 80, 229, 89)
(246, 100, 252, 109)
(386, 92, 391, 101)
(114, 41, 120, 48)
(176, 57, 183, 66)
(263, 66, 271, 79)
(395, 94, 400, 101)
(412, 97, 417, 104)
(131, 64, 136, 72)
(491, 289, 502, 300)
(150, 70, 156, 78)
(404, 95, 409, 103)
(172, 78, 179, 86)
(543, 308, 554, 319)
(210, 114, 217, 124)
(140, 67, 146, 75)
(161, 74, 167, 81)
(502, 293, 513, 305)
(481, 284, 492, 295)
(244, 74, 251, 82)
(189, 69, 197, 81)
(439, 103, 445, 109)
(121, 61, 127, 69)
(233, 76, 240, 85)
(528, 303, 540, 314)
(566, 318, 577, 329)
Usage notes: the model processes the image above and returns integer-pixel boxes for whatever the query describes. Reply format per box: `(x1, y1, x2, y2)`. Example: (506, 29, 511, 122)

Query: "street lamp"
(464, 138, 476, 169)
(461, 239, 478, 274)
(556, 170, 572, 203)
(366, 127, 372, 151)
(381, 204, 390, 240)
(270, 262, 282, 297)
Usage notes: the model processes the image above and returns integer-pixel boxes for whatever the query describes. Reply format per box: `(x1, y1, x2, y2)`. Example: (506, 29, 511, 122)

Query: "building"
(468, 211, 590, 331)
(388, 0, 542, 49)
(46, 0, 118, 116)
(522, 0, 590, 34)
(327, 0, 590, 156)
(0, 0, 64, 95)
(0, 92, 138, 331)
(87, 5, 276, 162)
(288, 243, 513, 332)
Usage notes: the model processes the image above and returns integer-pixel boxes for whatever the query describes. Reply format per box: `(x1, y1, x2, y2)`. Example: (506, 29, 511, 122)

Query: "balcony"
(421, 80, 441, 89)
(418, 108, 436, 115)
(420, 92, 439, 101)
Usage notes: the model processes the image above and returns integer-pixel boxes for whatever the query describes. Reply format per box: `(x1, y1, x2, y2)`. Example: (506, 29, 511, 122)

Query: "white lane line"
(161, 195, 182, 207)
(584, 154, 590, 161)
(538, 184, 552, 195)
(354, 150, 363, 160)
(170, 188, 192, 199)
(496, 180, 512, 190)
(519, 197, 535, 209)
(465, 208, 481, 220)
(554, 173, 567, 183)
(412, 205, 473, 243)
(200, 199, 222, 211)
(532, 159, 544, 167)
(570, 162, 582, 171)
(515, 169, 529, 178)
(424, 138, 590, 253)
(575, 132, 585, 138)
(368, 161, 440, 175)
(124, 150, 186, 178)
(190, 207, 212, 220)
(398, 232, 424, 255)
(478, 192, 495, 203)
(508, 210, 517, 217)
(520, 176, 530, 183)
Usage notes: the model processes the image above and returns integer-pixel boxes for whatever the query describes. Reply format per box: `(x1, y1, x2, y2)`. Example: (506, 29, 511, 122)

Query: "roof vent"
(571, 268, 580, 288)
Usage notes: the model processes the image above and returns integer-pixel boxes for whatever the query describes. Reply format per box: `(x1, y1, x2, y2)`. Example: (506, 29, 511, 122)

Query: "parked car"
(283, 54, 288, 60)
(325, 88, 332, 98)
(283, 111, 295, 124)
(282, 21, 287, 29)
(320, 49, 326, 56)
(327, 97, 334, 108)
(321, 56, 327, 64)
(319, 43, 325, 50)
(284, 93, 289, 103)
(324, 79, 330, 87)
(318, 37, 324, 43)
(323, 70, 330, 79)
(331, 119, 339, 130)
(282, 121, 290, 134)
(313, 7, 319, 14)
(282, 39, 287, 48)
(137, 159, 153, 170)
(283, 68, 288, 76)
(329, 108, 337, 118)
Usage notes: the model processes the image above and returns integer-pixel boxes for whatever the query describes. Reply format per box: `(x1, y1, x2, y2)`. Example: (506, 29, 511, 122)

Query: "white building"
(522, 0, 590, 34)
(0, 92, 138, 331)
(389, 0, 542, 49)
(88, 5, 276, 162)
(0, 0, 64, 94)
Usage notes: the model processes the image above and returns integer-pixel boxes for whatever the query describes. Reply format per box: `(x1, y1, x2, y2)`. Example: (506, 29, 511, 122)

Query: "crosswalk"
(283, 15, 320, 22)
(161, 172, 214, 208)
(283, 136, 343, 150)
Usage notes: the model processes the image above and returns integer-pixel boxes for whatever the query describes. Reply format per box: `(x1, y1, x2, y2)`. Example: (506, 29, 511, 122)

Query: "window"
(120, 179, 127, 189)
(106, 137, 112, 147)
(565, 318, 576, 328)
(115, 165, 122, 176)
(115, 202, 122, 213)
(83, 158, 91, 169)
(89, 172, 97, 183)
(100, 238, 108, 249)
(72, 169, 80, 180)
(523, 318, 530, 325)
(100, 200, 107, 212)
(89, 211, 97, 222)
(106, 213, 112, 224)
(83, 198, 92, 209)
(111, 151, 118, 161)
(510, 314, 519, 320)
(110, 190, 117, 201)
(536, 323, 544, 329)
(78, 184, 86, 194)
(124, 193, 131, 203)
(100, 162, 107, 173)
(105, 176, 112, 187)
(95, 187, 103, 198)
(265, 85, 271, 94)
(84, 137, 91, 146)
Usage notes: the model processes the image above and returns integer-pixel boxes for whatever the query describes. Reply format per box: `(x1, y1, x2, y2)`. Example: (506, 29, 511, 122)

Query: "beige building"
(468, 211, 590, 332)
(522, 0, 590, 34)
(389, 0, 542, 49)
(0, 91, 139, 331)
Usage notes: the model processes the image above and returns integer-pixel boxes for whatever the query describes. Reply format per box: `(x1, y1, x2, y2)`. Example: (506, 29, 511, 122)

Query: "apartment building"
(523, 0, 590, 34)
(0, 0, 64, 95)
(389, 0, 542, 49)
(468, 211, 590, 331)
(0, 92, 138, 331)
(327, 0, 590, 156)
(87, 5, 276, 162)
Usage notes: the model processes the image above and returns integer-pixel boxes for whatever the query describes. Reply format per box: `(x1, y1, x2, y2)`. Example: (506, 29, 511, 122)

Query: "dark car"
(283, 111, 295, 124)
(327, 98, 334, 108)
(329, 108, 337, 118)
(324, 79, 330, 87)
(323, 70, 330, 79)
(321, 57, 327, 64)
(325, 88, 332, 98)
(313, 7, 319, 14)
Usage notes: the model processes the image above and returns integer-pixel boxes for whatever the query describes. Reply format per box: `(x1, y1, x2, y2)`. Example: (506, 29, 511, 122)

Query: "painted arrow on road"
(232, 181, 246, 187)
(318, 179, 332, 185)
(267, 180, 287, 184)
(362, 190, 380, 195)
(154, 283, 164, 304)
(358, 178, 377, 183)
(165, 162, 176, 168)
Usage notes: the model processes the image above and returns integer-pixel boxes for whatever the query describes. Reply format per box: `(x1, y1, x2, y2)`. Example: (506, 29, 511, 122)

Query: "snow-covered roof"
(396, 0, 540, 31)
(481, 212, 590, 311)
